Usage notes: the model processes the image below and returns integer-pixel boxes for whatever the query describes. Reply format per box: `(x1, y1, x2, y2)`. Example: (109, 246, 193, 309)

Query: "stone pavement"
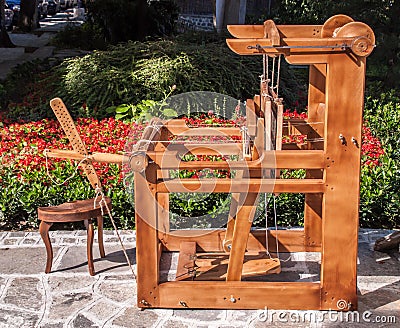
(0, 9, 87, 80)
(0, 228, 398, 327)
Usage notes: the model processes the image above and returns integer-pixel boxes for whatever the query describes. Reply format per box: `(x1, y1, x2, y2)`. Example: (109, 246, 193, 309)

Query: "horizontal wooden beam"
(44, 149, 125, 164)
(156, 281, 321, 309)
(227, 24, 323, 39)
(165, 120, 241, 136)
(226, 38, 353, 56)
(151, 150, 325, 170)
(162, 143, 242, 156)
(160, 229, 321, 253)
(157, 179, 324, 194)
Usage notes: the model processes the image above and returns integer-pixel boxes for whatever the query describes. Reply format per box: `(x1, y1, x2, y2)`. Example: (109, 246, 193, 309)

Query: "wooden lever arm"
(44, 149, 125, 164)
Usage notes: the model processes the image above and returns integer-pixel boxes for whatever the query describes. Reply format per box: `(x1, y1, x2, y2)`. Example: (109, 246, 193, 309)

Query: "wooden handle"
(91, 152, 125, 164)
(44, 149, 125, 164)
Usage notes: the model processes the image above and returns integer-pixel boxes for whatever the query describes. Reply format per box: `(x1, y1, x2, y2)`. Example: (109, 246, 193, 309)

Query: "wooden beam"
(175, 242, 197, 281)
(227, 24, 323, 39)
(158, 282, 321, 309)
(161, 229, 321, 253)
(165, 119, 240, 136)
(151, 150, 326, 170)
(158, 179, 324, 194)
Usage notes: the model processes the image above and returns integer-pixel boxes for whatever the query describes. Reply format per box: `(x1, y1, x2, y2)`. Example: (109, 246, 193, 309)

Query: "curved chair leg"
(39, 221, 54, 274)
(87, 219, 95, 276)
(97, 216, 106, 258)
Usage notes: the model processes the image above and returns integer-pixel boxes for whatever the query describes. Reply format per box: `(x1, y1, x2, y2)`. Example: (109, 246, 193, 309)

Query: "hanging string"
(94, 186, 137, 279)
(272, 194, 279, 260)
(275, 55, 282, 98)
(264, 193, 273, 260)
(240, 126, 251, 158)
(43, 149, 91, 186)
(271, 56, 276, 88)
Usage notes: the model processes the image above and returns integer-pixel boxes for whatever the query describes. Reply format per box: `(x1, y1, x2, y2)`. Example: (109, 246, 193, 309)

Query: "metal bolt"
(140, 299, 150, 306)
(351, 137, 359, 147)
(230, 296, 237, 303)
(339, 134, 345, 144)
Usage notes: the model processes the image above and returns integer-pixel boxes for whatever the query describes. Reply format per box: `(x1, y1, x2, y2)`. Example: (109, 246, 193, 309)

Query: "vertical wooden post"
(304, 64, 326, 247)
(320, 54, 365, 310)
(156, 127, 170, 244)
(135, 163, 160, 308)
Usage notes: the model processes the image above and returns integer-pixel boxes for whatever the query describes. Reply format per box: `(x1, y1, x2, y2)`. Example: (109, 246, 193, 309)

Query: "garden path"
(0, 229, 398, 327)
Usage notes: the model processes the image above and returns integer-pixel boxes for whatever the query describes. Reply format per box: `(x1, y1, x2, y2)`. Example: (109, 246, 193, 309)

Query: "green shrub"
(360, 90, 400, 228)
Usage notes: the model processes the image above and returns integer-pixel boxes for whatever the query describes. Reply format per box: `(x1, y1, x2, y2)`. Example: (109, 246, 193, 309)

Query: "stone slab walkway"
(0, 229, 398, 327)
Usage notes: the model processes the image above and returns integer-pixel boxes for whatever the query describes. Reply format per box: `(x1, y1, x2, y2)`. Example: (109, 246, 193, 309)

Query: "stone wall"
(178, 14, 214, 31)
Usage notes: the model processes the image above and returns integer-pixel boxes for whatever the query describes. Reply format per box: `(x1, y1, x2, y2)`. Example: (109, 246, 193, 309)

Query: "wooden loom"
(130, 15, 375, 311)
(45, 15, 375, 311)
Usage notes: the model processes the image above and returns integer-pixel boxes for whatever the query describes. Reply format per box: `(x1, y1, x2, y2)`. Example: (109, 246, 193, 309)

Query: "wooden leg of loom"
(223, 192, 240, 252)
(226, 192, 258, 281)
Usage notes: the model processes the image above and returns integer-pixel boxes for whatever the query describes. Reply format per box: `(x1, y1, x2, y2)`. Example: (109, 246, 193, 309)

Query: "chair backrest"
(49, 97, 102, 190)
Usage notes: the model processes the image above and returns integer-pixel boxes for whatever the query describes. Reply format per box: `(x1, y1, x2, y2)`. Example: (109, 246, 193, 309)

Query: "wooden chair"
(38, 197, 111, 276)
(38, 98, 114, 276)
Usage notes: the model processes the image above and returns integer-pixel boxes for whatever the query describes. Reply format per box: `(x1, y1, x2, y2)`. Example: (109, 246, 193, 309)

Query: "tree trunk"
(215, 0, 246, 33)
(0, 0, 15, 47)
(19, 0, 39, 32)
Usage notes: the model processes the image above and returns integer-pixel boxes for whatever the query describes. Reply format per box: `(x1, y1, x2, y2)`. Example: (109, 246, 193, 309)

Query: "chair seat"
(38, 197, 111, 223)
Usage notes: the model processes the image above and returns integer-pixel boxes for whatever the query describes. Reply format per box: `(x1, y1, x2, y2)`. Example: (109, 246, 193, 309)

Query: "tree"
(215, 0, 247, 33)
(18, 0, 39, 32)
(0, 0, 15, 47)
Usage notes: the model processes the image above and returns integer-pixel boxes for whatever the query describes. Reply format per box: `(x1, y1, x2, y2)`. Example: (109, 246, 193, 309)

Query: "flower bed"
(0, 112, 385, 230)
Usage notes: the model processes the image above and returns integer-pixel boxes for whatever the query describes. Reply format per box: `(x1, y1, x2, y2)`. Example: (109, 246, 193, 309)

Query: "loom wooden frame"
(131, 15, 374, 310)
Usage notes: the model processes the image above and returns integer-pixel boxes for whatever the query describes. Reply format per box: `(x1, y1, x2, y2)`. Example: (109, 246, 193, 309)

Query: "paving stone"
(7, 232, 27, 237)
(0, 276, 7, 297)
(86, 299, 120, 321)
(48, 292, 93, 320)
(48, 276, 95, 293)
(3, 277, 42, 311)
(104, 274, 135, 281)
(3, 238, 21, 245)
(99, 280, 136, 303)
(40, 323, 64, 328)
(0, 247, 56, 274)
(230, 309, 259, 323)
(72, 314, 99, 328)
(162, 320, 190, 328)
(173, 309, 226, 321)
(112, 306, 160, 328)
(54, 230, 76, 236)
(57, 245, 136, 274)
(105, 237, 119, 243)
(22, 238, 39, 245)
(0, 308, 39, 328)
(61, 238, 77, 244)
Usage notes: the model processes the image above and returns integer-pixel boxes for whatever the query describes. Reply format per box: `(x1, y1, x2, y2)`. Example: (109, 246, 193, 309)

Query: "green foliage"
(268, 0, 400, 90)
(46, 38, 262, 118)
(51, 23, 108, 50)
(106, 85, 177, 122)
(85, 0, 179, 43)
(0, 164, 134, 231)
(360, 90, 400, 228)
